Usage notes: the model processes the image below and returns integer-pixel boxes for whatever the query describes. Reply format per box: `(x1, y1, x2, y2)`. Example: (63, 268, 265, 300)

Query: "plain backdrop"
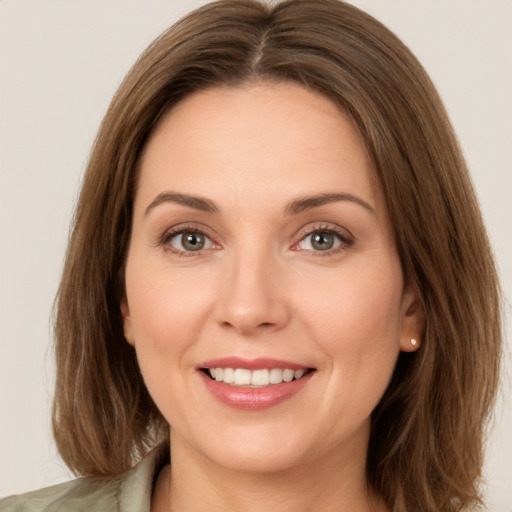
(1, 0, 511, 509)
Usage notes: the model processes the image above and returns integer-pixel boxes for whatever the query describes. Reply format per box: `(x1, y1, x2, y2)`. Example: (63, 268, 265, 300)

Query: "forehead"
(136, 82, 384, 215)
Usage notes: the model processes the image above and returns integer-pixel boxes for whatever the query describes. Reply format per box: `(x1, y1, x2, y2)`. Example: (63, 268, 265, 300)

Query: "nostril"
(220, 320, 275, 330)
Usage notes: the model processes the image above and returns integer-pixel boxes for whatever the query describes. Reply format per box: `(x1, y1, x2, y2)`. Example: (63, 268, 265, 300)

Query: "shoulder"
(0, 475, 120, 512)
(0, 444, 169, 512)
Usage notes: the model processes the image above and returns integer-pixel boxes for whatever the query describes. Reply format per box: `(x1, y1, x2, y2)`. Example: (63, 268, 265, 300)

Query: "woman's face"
(122, 83, 421, 474)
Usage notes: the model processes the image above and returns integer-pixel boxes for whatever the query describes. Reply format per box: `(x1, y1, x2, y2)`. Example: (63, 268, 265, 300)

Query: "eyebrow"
(144, 191, 374, 217)
(145, 191, 219, 215)
(284, 193, 375, 215)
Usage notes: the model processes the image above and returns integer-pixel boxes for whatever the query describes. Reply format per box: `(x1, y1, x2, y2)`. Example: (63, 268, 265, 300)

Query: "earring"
(411, 338, 417, 347)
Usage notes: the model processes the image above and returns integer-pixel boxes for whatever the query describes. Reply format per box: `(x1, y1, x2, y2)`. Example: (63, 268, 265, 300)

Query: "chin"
(172, 422, 318, 475)
(210, 444, 309, 475)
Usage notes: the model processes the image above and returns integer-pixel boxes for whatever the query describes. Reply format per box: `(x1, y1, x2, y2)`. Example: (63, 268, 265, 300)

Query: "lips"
(198, 358, 316, 410)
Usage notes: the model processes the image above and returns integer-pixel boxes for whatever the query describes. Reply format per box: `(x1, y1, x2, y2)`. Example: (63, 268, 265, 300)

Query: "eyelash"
(159, 223, 218, 257)
(158, 222, 355, 257)
(292, 223, 355, 255)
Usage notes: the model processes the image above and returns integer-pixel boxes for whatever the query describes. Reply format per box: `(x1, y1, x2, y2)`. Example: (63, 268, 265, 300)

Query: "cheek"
(123, 259, 218, 425)
(299, 256, 404, 394)
(126, 259, 207, 340)
(123, 256, 215, 386)
(305, 267, 402, 340)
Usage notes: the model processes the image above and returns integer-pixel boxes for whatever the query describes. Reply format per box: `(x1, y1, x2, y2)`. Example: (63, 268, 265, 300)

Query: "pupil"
(183, 233, 204, 251)
(312, 232, 334, 250)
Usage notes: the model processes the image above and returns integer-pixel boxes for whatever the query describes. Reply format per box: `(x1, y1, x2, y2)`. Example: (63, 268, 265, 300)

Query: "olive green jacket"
(0, 445, 168, 512)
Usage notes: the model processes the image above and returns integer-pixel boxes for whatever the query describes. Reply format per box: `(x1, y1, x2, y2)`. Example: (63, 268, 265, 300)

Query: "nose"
(214, 247, 291, 336)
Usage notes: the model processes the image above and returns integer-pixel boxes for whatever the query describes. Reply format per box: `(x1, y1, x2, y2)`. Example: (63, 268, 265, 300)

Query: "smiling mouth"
(202, 367, 315, 387)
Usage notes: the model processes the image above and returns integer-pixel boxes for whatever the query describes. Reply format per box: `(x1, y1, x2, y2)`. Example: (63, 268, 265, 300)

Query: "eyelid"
(156, 221, 354, 256)
(158, 222, 222, 255)
(291, 222, 355, 254)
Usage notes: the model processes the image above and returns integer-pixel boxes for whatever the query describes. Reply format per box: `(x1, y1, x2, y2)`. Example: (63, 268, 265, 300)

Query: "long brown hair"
(52, 1, 502, 510)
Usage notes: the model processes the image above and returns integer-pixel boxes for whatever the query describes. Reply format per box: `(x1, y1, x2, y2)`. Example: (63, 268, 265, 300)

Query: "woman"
(0, 0, 502, 511)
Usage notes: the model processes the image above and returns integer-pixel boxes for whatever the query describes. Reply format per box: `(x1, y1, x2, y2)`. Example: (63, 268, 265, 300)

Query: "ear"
(399, 286, 425, 353)
(120, 297, 135, 346)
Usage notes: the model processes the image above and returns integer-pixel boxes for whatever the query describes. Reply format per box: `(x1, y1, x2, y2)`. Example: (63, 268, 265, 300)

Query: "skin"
(122, 82, 422, 512)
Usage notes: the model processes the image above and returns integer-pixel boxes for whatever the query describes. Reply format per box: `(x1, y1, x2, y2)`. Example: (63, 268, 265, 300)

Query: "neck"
(162, 430, 386, 512)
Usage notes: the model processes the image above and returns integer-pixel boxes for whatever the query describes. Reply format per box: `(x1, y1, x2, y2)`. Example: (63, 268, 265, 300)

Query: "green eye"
(298, 230, 344, 252)
(310, 232, 336, 250)
(170, 231, 211, 252)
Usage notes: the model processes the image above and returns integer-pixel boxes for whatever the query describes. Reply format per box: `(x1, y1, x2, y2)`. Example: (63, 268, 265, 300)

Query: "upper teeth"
(208, 368, 306, 387)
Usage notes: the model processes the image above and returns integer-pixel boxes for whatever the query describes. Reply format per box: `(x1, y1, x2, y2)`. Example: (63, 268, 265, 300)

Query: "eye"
(168, 230, 213, 252)
(299, 231, 341, 251)
(294, 227, 353, 253)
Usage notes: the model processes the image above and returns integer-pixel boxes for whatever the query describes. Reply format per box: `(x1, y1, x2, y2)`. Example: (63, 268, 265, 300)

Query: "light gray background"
(1, 1, 511, 509)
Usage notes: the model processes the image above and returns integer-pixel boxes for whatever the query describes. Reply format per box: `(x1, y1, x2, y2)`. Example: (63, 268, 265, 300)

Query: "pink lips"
(198, 357, 314, 410)
(199, 357, 309, 371)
